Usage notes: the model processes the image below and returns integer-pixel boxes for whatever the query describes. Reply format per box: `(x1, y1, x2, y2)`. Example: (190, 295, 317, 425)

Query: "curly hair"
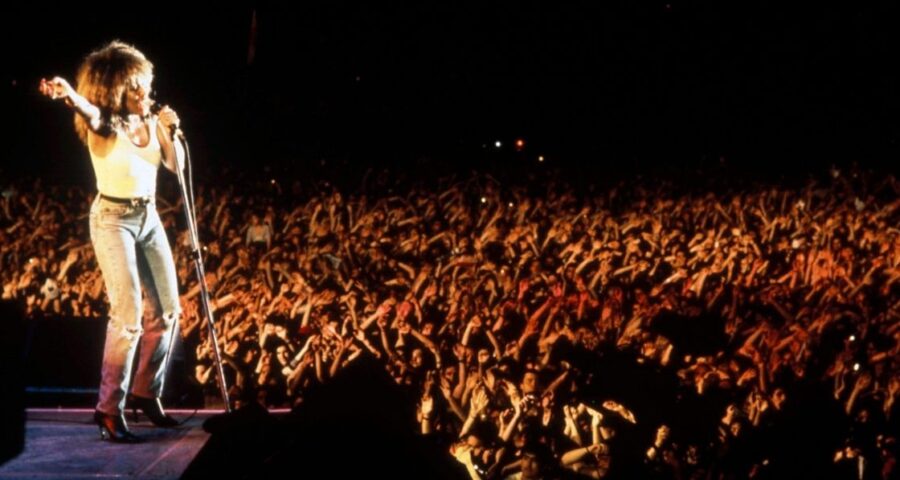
(73, 40, 153, 145)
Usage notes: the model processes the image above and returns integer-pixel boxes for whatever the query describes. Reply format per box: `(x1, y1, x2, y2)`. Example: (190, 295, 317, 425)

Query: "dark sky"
(4, 2, 898, 181)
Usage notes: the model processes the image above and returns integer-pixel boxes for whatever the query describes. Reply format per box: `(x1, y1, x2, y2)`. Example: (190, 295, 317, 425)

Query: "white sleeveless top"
(89, 117, 162, 198)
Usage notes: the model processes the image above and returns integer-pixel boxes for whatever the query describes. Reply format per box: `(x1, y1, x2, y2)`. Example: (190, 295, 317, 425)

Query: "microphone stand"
(170, 130, 232, 413)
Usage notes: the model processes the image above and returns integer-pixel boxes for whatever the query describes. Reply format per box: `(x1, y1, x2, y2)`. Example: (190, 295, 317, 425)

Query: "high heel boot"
(129, 395, 180, 427)
(94, 410, 143, 443)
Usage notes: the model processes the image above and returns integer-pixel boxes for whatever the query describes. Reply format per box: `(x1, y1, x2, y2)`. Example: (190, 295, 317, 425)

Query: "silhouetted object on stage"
(0, 300, 26, 466)
(183, 356, 466, 479)
(24, 318, 104, 397)
(181, 401, 281, 479)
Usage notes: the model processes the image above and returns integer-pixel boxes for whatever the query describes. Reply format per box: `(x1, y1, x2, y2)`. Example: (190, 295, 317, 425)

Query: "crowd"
(2, 163, 897, 478)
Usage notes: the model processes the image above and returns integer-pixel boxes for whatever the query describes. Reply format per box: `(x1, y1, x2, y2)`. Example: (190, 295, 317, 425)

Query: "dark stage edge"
(0, 409, 228, 479)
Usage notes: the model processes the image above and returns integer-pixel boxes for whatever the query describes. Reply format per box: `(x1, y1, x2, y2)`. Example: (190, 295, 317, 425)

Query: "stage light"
(515, 138, 525, 151)
(538, 155, 545, 162)
(495, 141, 502, 148)
(480, 197, 487, 204)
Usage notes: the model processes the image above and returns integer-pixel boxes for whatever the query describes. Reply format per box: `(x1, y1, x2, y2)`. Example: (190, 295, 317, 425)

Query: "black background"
(4, 2, 898, 183)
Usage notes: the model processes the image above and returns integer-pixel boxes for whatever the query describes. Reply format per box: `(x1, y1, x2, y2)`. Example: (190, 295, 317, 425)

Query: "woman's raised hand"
(39, 77, 74, 101)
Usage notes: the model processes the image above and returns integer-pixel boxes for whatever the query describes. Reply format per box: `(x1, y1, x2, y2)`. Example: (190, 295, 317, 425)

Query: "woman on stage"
(40, 40, 184, 442)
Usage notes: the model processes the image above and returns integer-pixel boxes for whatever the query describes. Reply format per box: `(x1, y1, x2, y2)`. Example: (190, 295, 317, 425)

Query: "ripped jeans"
(90, 196, 181, 416)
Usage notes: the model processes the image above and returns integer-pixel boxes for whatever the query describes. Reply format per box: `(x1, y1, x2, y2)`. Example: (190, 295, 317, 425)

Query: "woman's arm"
(39, 77, 104, 132)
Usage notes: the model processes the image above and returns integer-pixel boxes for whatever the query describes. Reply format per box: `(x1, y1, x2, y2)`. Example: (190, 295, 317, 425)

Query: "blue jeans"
(90, 196, 181, 416)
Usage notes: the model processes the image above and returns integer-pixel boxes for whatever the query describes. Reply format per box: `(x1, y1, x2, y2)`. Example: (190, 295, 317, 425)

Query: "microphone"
(149, 100, 185, 141)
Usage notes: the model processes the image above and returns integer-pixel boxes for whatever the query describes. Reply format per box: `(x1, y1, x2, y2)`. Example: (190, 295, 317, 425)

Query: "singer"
(40, 41, 184, 443)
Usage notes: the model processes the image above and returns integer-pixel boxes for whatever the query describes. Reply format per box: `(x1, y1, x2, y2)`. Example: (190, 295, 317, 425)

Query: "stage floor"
(0, 409, 218, 479)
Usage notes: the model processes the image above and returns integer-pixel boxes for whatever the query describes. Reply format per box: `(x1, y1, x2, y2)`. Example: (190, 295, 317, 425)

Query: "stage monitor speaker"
(184, 356, 467, 479)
